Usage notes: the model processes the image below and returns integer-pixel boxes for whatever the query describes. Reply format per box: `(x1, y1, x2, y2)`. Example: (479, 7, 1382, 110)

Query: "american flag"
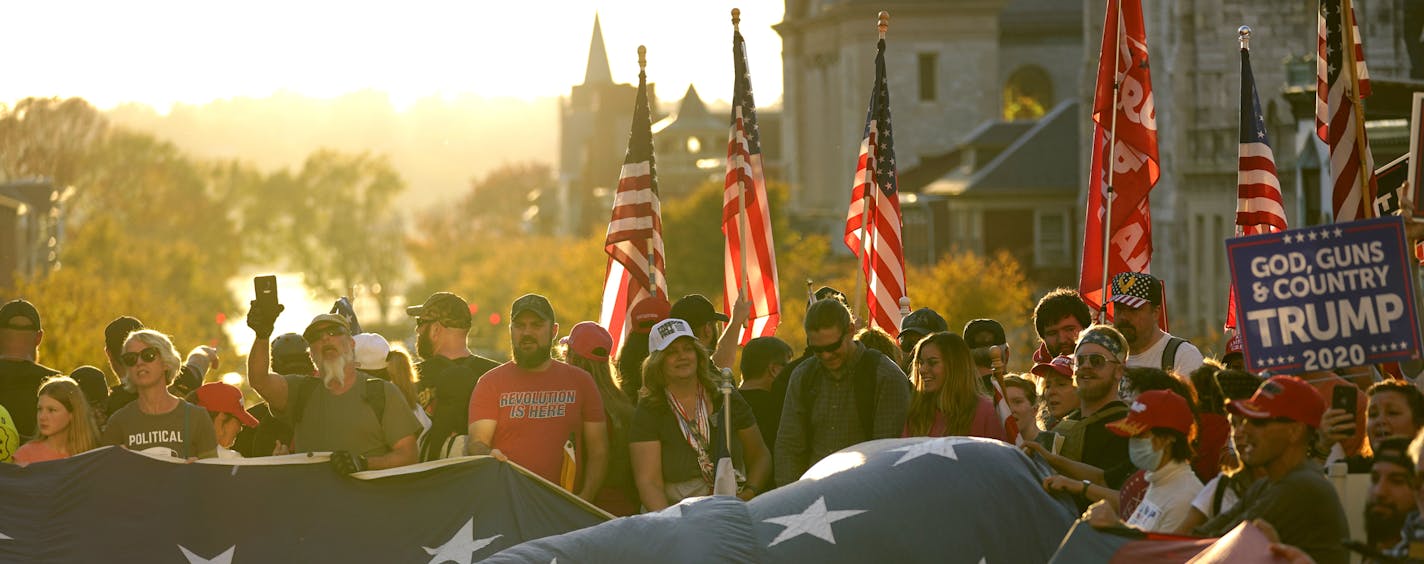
(722, 25, 781, 344)
(1076, 0, 1158, 317)
(843, 36, 905, 337)
(599, 59, 667, 354)
(1317, 0, 1376, 222)
(1225, 42, 1288, 332)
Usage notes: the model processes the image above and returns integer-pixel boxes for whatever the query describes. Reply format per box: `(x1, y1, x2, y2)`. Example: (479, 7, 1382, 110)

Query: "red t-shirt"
(468, 361, 605, 484)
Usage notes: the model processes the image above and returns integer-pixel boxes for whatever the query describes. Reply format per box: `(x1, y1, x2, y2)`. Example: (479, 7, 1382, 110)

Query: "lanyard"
(666, 389, 714, 486)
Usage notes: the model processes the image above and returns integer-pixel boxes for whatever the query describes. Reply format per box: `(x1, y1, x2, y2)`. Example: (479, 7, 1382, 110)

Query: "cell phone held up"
(1332, 385, 1358, 417)
(254, 275, 279, 310)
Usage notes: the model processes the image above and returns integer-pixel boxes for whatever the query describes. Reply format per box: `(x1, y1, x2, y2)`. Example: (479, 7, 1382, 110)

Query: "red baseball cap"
(1107, 390, 1194, 437)
(1031, 355, 1074, 380)
(568, 321, 613, 363)
(1225, 332, 1243, 355)
(1226, 375, 1325, 429)
(629, 296, 671, 334)
(194, 382, 258, 427)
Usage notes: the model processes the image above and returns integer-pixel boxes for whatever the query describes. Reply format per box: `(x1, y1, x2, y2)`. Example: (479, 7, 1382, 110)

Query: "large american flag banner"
(843, 36, 904, 337)
(1077, 0, 1159, 315)
(599, 59, 667, 354)
(1225, 43, 1288, 332)
(1317, 0, 1376, 222)
(722, 25, 781, 344)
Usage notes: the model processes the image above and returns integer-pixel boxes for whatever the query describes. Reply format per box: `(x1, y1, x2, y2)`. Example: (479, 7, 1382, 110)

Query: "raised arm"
(246, 301, 289, 411)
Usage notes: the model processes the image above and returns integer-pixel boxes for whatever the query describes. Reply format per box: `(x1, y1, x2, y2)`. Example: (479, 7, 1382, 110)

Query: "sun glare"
(4, 0, 784, 113)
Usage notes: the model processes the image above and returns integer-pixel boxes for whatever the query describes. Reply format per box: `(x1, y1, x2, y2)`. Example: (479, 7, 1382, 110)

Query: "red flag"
(843, 35, 905, 336)
(1224, 42, 1287, 332)
(722, 25, 781, 344)
(1077, 0, 1159, 314)
(1317, 0, 1377, 222)
(599, 61, 666, 354)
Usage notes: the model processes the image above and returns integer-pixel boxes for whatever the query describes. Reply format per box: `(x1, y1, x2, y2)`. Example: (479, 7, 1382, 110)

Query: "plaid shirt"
(773, 343, 910, 486)
(1386, 511, 1424, 562)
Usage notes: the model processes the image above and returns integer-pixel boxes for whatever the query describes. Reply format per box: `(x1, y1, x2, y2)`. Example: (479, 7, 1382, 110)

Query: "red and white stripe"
(600, 160, 666, 354)
(1317, 0, 1376, 222)
(723, 108, 780, 344)
(844, 124, 905, 337)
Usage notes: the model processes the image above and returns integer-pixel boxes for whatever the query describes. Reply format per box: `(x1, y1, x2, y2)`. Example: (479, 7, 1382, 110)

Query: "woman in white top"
(1086, 389, 1204, 533)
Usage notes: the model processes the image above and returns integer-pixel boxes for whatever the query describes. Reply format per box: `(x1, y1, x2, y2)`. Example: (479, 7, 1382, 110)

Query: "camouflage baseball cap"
(406, 292, 473, 328)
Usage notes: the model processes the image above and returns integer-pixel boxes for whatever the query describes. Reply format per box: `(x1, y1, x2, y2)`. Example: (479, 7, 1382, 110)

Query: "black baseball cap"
(105, 316, 144, 353)
(511, 294, 556, 324)
(741, 336, 792, 378)
(669, 294, 728, 327)
(899, 308, 948, 344)
(406, 292, 473, 328)
(963, 319, 1006, 347)
(0, 299, 41, 331)
(814, 286, 848, 305)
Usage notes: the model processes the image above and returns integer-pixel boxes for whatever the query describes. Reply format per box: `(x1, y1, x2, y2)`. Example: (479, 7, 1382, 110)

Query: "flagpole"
(637, 45, 659, 299)
(1340, 0, 1375, 218)
(1096, 0, 1125, 324)
(854, 12, 889, 327)
(733, 8, 752, 304)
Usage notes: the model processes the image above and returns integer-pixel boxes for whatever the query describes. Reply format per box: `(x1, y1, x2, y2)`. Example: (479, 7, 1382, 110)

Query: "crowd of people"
(3, 268, 1424, 563)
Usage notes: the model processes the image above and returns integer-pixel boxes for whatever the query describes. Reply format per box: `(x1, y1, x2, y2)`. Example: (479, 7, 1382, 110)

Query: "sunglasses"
(1073, 353, 1120, 370)
(806, 333, 847, 355)
(1245, 416, 1297, 427)
(304, 326, 347, 344)
(120, 347, 160, 367)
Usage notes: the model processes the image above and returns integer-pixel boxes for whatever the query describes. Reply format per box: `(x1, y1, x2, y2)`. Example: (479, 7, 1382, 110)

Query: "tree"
(244, 150, 407, 323)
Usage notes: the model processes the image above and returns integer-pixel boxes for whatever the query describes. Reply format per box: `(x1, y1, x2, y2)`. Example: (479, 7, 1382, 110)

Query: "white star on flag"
(763, 496, 867, 547)
(890, 437, 973, 466)
(423, 518, 502, 564)
(0, 530, 10, 540)
(179, 545, 235, 564)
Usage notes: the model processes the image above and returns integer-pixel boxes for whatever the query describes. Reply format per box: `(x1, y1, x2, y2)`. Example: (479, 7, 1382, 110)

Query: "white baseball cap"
(352, 333, 390, 371)
(648, 318, 696, 353)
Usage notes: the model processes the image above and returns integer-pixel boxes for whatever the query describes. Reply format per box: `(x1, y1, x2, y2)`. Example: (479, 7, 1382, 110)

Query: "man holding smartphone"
(246, 290, 420, 473)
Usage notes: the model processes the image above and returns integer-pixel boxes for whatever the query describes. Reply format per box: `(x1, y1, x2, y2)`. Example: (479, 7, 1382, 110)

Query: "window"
(918, 53, 937, 102)
(1003, 66, 1054, 120)
(1034, 211, 1070, 267)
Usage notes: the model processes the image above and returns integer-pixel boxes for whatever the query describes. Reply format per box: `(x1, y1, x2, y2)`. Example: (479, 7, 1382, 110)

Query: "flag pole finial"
(877, 11, 889, 39)
(1237, 26, 1251, 50)
(637, 45, 646, 70)
(731, 8, 740, 29)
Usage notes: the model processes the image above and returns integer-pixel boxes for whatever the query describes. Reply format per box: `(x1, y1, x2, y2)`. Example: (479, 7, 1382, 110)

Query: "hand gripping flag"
(600, 53, 668, 355)
(723, 22, 781, 344)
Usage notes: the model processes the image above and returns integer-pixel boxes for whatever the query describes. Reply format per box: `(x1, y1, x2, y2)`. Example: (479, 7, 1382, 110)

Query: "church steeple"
(583, 14, 613, 85)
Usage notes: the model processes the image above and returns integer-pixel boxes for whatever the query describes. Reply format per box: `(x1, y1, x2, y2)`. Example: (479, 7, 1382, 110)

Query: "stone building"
(776, 0, 1417, 348)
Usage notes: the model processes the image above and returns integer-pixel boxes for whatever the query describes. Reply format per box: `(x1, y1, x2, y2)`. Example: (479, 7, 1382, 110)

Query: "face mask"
(1129, 436, 1163, 471)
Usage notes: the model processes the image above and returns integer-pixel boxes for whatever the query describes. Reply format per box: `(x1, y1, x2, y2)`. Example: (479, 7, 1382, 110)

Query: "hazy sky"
(5, 0, 785, 112)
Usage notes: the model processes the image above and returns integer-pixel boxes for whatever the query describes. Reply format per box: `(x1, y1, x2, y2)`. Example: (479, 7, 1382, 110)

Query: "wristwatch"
(1080, 479, 1091, 497)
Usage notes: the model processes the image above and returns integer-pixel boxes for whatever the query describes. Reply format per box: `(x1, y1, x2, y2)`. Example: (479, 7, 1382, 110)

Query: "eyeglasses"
(304, 326, 346, 344)
(120, 347, 160, 367)
(806, 333, 847, 355)
(1073, 353, 1120, 370)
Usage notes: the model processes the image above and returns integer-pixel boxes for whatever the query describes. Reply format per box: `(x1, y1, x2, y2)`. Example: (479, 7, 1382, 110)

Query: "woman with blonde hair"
(13, 376, 100, 466)
(902, 332, 1007, 441)
(100, 329, 217, 459)
(629, 319, 770, 510)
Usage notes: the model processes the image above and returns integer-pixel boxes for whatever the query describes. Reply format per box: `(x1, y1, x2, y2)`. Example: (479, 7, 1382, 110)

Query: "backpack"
(797, 348, 898, 440)
(1161, 337, 1187, 373)
(1054, 402, 1130, 462)
(289, 376, 387, 427)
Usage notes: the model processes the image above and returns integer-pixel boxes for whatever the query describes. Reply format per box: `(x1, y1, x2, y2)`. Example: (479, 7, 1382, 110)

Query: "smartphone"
(1332, 386, 1358, 416)
(1036, 431, 1062, 455)
(254, 275, 278, 309)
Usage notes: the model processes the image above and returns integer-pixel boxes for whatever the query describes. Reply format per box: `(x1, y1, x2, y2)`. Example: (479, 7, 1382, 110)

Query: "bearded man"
(406, 292, 498, 461)
(247, 306, 420, 474)
(466, 294, 609, 502)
